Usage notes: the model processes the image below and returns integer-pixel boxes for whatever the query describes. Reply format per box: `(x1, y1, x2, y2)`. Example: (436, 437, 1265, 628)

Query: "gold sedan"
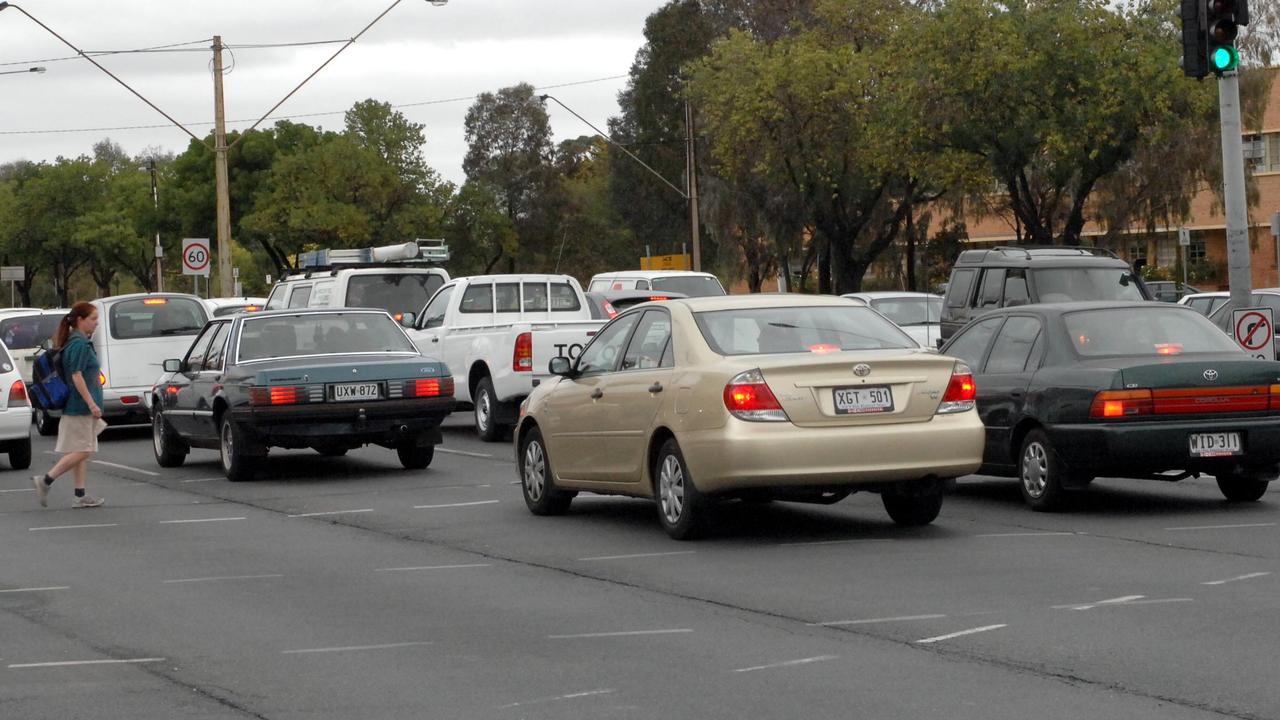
(515, 295, 985, 539)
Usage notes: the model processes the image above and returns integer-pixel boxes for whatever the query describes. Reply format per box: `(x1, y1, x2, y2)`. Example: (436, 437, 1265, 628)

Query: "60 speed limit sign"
(182, 238, 211, 277)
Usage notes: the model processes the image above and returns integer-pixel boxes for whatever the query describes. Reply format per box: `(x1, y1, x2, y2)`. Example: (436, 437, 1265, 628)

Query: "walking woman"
(32, 302, 106, 508)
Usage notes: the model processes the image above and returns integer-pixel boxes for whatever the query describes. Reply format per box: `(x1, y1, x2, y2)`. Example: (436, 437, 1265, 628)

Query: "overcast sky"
(0, 0, 667, 185)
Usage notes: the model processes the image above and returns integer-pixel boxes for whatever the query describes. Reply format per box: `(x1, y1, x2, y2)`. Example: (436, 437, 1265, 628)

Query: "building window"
(1156, 237, 1176, 269)
(1267, 134, 1280, 172)
(1188, 239, 1207, 264)
(1128, 243, 1147, 265)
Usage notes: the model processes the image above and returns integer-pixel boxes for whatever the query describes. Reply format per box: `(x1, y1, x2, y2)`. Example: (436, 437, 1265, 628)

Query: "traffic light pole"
(1219, 71, 1253, 307)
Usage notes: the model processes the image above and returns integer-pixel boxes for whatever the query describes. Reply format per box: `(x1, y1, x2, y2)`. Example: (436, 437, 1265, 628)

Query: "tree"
(445, 181, 518, 276)
(552, 137, 636, 278)
(345, 99, 438, 190)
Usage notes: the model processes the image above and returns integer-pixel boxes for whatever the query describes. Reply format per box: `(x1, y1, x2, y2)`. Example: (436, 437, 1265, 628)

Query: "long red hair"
(53, 302, 96, 349)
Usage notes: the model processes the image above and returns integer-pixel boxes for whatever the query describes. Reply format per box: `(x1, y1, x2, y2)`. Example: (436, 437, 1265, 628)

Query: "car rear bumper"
(0, 405, 32, 441)
(678, 410, 985, 494)
(230, 397, 456, 448)
(1049, 416, 1280, 475)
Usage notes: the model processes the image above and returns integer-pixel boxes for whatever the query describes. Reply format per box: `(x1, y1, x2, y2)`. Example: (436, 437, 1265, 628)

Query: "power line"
(0, 38, 214, 67)
(0, 74, 631, 136)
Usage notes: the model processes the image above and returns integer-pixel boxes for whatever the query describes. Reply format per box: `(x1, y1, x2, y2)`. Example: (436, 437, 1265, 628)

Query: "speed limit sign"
(182, 238, 211, 277)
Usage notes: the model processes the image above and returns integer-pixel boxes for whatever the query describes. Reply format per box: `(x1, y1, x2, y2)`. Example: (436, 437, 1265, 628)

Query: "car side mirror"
(163, 358, 182, 373)
(400, 312, 416, 328)
(549, 356, 575, 377)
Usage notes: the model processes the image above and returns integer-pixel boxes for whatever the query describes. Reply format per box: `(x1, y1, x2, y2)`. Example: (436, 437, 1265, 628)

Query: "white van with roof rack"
(264, 240, 451, 322)
(587, 270, 727, 297)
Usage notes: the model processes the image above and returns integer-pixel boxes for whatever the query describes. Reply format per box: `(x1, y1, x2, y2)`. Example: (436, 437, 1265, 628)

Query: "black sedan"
(941, 301, 1280, 510)
(150, 308, 455, 481)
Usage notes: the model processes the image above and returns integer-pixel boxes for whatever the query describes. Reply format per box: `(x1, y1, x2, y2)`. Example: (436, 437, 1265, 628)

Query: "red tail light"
(8, 380, 28, 406)
(1090, 390, 1153, 419)
(513, 331, 533, 372)
(936, 363, 977, 415)
(723, 369, 788, 422)
(406, 377, 455, 398)
(249, 386, 305, 406)
(1093, 386, 1274, 419)
(603, 301, 618, 319)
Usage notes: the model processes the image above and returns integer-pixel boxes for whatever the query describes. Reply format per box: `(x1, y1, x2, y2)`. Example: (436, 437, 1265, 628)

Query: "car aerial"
(515, 294, 985, 539)
(941, 301, 1280, 511)
(588, 270, 727, 297)
(584, 290, 689, 320)
(150, 308, 455, 481)
(204, 296, 268, 318)
(1147, 280, 1202, 303)
(1179, 290, 1229, 316)
(842, 292, 942, 349)
(0, 339, 32, 471)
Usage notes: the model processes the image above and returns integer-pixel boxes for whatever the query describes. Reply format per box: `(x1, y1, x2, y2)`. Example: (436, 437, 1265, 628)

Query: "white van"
(0, 309, 67, 384)
(587, 270, 727, 297)
(93, 293, 209, 423)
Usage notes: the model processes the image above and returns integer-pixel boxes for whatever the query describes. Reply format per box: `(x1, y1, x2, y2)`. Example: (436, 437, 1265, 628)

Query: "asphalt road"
(1, 415, 1277, 719)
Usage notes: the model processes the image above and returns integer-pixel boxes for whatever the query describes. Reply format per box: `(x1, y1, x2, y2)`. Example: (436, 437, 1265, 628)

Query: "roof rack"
(991, 245, 1120, 259)
(294, 239, 449, 272)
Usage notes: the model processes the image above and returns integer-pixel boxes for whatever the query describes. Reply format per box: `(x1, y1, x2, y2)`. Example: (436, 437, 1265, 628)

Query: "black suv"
(940, 246, 1152, 341)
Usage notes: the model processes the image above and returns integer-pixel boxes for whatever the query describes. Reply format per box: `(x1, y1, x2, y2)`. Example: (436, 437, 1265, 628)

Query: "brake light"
(99, 372, 107, 387)
(603, 301, 617, 319)
(936, 363, 977, 415)
(513, 331, 533, 372)
(142, 298, 168, 305)
(723, 369, 788, 422)
(1090, 390, 1153, 419)
(406, 377, 454, 398)
(1155, 343, 1183, 356)
(249, 386, 305, 406)
(648, 296, 670, 302)
(808, 343, 841, 354)
(244, 305, 261, 312)
(8, 380, 27, 406)
(393, 313, 404, 322)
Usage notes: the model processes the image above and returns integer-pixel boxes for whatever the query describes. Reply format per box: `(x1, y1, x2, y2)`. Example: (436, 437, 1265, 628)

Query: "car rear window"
(694, 306, 915, 355)
(1064, 307, 1240, 357)
(238, 312, 416, 361)
(0, 314, 62, 349)
(345, 273, 446, 318)
(109, 298, 208, 340)
(651, 276, 725, 297)
(1031, 268, 1145, 303)
(871, 297, 941, 326)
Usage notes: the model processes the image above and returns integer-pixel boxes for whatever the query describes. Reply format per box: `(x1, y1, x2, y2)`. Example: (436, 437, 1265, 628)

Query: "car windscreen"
(109, 298, 208, 340)
(651, 276, 725, 297)
(870, 297, 942, 326)
(1031, 267, 1145, 303)
(1064, 307, 1241, 357)
(238, 312, 417, 362)
(694, 306, 916, 356)
(345, 273, 445, 318)
(0, 314, 62, 350)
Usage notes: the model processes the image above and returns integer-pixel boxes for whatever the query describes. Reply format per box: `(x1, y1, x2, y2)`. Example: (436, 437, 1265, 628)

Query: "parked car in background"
(942, 301, 1280, 511)
(0, 339, 32, 470)
(1179, 291, 1229, 316)
(205, 297, 268, 318)
(1147, 281, 1202, 303)
(842, 292, 942, 349)
(516, 295, 984, 539)
(151, 308, 455, 481)
(588, 270, 727, 297)
(584, 290, 689, 320)
(0, 309, 66, 384)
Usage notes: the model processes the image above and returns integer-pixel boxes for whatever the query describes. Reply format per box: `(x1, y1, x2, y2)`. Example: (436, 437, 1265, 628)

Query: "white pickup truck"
(405, 274, 605, 441)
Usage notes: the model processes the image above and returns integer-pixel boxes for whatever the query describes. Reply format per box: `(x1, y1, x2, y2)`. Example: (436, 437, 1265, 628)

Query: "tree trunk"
(905, 203, 917, 292)
(818, 238, 832, 295)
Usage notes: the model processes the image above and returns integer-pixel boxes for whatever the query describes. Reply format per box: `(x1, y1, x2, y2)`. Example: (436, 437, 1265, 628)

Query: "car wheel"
(152, 411, 188, 468)
(8, 436, 31, 470)
(1019, 429, 1073, 512)
(473, 376, 505, 442)
(520, 426, 573, 515)
(397, 444, 434, 470)
(34, 408, 58, 437)
(1216, 471, 1270, 502)
(220, 418, 257, 482)
(654, 438, 707, 540)
(882, 483, 945, 526)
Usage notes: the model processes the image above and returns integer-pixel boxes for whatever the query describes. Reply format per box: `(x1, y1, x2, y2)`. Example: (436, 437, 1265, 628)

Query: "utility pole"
(148, 159, 163, 292)
(684, 99, 702, 273)
(1220, 71, 1252, 307)
(212, 36, 234, 298)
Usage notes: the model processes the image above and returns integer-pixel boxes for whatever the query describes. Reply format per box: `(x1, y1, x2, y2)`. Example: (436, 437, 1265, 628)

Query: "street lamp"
(0, 65, 45, 76)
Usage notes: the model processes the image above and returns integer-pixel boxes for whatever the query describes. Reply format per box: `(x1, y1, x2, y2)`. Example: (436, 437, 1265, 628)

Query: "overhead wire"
(0, 38, 215, 67)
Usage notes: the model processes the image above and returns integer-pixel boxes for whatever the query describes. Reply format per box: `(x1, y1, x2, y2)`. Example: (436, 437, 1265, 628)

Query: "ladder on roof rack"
(295, 239, 449, 271)
(991, 244, 1120, 259)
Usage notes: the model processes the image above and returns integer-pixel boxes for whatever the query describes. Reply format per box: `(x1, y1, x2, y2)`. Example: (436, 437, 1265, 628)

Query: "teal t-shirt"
(61, 331, 102, 416)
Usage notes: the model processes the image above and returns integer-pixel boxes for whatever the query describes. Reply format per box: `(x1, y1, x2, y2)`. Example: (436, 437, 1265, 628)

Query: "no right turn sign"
(1233, 307, 1276, 361)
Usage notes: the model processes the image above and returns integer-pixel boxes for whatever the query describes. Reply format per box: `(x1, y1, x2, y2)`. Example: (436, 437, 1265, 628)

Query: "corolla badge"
(1203, 369, 1219, 382)
(853, 363, 872, 377)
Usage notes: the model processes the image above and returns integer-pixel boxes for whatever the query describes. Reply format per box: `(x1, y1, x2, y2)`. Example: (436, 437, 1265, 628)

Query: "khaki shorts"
(55, 415, 107, 454)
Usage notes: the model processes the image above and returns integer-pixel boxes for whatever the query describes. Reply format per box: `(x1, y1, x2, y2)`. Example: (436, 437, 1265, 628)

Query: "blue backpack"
(30, 346, 69, 411)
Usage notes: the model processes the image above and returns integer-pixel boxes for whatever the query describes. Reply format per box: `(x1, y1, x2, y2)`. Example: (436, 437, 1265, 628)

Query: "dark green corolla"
(150, 309, 455, 481)
(942, 302, 1280, 510)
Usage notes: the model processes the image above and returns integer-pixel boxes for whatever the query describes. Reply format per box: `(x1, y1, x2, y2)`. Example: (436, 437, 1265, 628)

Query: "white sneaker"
(32, 475, 47, 508)
(72, 496, 104, 509)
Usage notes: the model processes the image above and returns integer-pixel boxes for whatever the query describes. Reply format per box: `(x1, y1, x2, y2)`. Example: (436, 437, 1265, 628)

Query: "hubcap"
(523, 440, 546, 502)
(221, 423, 233, 471)
(1021, 442, 1048, 498)
(153, 413, 165, 455)
(658, 454, 685, 525)
(476, 388, 491, 431)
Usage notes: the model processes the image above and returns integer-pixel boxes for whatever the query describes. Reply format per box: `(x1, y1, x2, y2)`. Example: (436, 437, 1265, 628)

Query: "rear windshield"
(1031, 268, 1145, 303)
(1064, 308, 1240, 357)
(109, 298, 207, 340)
(0, 314, 62, 350)
(652, 276, 725, 297)
(238, 312, 416, 362)
(345, 273, 446, 318)
(871, 297, 942, 326)
(695, 306, 916, 355)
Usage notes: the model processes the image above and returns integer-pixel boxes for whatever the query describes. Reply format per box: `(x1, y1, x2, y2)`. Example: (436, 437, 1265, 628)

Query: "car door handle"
(590, 388, 603, 400)
(649, 382, 664, 393)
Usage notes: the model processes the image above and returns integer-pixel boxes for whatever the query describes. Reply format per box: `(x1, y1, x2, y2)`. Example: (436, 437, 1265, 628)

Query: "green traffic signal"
(1211, 45, 1239, 72)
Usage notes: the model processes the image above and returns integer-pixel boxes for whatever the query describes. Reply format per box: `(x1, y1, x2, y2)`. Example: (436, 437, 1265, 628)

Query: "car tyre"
(34, 408, 58, 437)
(1216, 471, 1270, 502)
(8, 436, 31, 470)
(397, 444, 434, 470)
(654, 438, 707, 540)
(519, 426, 573, 516)
(220, 418, 258, 482)
(473, 376, 506, 443)
(1019, 429, 1074, 512)
(882, 483, 945, 526)
(152, 411, 188, 468)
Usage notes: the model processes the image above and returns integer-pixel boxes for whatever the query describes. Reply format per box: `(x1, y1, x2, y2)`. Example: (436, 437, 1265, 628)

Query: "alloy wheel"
(659, 454, 685, 525)
(1022, 442, 1048, 499)
(523, 439, 546, 502)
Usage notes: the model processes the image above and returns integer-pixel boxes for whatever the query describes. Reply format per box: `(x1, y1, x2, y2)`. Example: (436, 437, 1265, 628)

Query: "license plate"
(1189, 432, 1242, 457)
(833, 386, 893, 415)
(329, 382, 381, 402)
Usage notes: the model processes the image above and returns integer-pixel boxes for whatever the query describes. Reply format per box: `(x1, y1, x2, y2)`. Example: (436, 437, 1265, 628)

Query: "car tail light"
(249, 386, 306, 406)
(723, 369, 788, 422)
(807, 343, 841, 354)
(406, 377, 454, 398)
(1152, 385, 1268, 414)
(603, 301, 617, 319)
(1090, 390, 1153, 419)
(513, 331, 533, 372)
(648, 296, 670, 302)
(99, 371, 107, 387)
(9, 380, 28, 406)
(120, 396, 140, 405)
(244, 305, 261, 312)
(936, 363, 977, 415)
(1271, 384, 1280, 411)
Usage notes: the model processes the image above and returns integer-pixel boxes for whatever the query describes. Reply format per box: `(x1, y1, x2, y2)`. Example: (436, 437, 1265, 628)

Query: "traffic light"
(1207, 0, 1249, 75)
(1181, 0, 1208, 78)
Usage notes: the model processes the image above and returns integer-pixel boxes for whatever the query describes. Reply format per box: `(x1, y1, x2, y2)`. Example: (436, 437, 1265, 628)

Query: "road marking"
(1165, 522, 1276, 531)
(779, 538, 895, 547)
(808, 614, 946, 627)
(436, 448, 494, 459)
(159, 517, 246, 525)
(374, 563, 492, 573)
(0, 586, 69, 594)
(179, 477, 221, 484)
(973, 532, 1076, 538)
(734, 655, 838, 673)
(1053, 595, 1145, 611)
(578, 551, 696, 562)
(915, 624, 1007, 644)
(282, 641, 432, 655)
(1203, 571, 1271, 586)
(497, 689, 616, 709)
(163, 574, 284, 584)
(28, 523, 118, 532)
(0, 488, 34, 493)
(413, 500, 499, 510)
(8, 657, 165, 669)
(548, 629, 693, 640)
(91, 460, 160, 477)
(287, 509, 374, 518)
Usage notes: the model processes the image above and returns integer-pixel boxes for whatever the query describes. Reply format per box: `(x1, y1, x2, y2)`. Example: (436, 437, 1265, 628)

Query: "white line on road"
(0, 586, 69, 594)
(1165, 522, 1276, 531)
(8, 658, 165, 669)
(809, 614, 946, 627)
(91, 460, 160, 477)
(179, 477, 222, 484)
(734, 655, 839, 673)
(0, 487, 34, 493)
(158, 517, 246, 525)
(436, 448, 495, 459)
(1203, 572, 1271, 586)
(973, 532, 1077, 538)
(374, 563, 492, 573)
(287, 509, 374, 518)
(413, 500, 500, 509)
(1121, 598, 1194, 607)
(548, 629, 693, 640)
(578, 551, 696, 562)
(779, 538, 895, 547)
(28, 523, 118, 532)
(282, 641, 432, 655)
(163, 574, 284, 584)
(497, 689, 616, 709)
(915, 624, 1007, 644)
(1053, 595, 1145, 611)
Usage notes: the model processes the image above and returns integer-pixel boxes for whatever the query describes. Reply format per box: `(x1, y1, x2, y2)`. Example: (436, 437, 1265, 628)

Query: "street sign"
(640, 253, 692, 271)
(1233, 307, 1276, 361)
(182, 238, 211, 276)
(1178, 228, 1191, 247)
(0, 266, 23, 282)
